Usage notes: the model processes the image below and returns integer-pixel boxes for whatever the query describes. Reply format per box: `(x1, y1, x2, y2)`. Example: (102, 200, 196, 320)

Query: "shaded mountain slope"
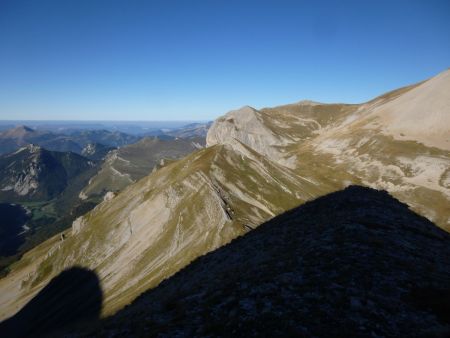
(0, 204, 29, 257)
(0, 143, 329, 320)
(76, 186, 450, 337)
(0, 267, 102, 338)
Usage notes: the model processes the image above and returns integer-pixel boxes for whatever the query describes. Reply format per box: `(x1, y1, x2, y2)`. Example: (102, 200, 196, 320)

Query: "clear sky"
(0, 0, 449, 121)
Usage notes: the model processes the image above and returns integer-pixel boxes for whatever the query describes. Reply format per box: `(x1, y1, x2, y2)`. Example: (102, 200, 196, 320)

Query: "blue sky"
(0, 0, 449, 121)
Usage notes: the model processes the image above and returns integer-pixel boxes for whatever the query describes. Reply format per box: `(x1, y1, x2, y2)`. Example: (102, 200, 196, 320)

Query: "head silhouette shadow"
(0, 266, 102, 338)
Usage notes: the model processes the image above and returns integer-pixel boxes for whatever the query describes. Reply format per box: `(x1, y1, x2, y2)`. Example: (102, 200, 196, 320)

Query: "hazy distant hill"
(0, 126, 79, 155)
(0, 126, 139, 155)
(165, 121, 212, 138)
(65, 129, 140, 148)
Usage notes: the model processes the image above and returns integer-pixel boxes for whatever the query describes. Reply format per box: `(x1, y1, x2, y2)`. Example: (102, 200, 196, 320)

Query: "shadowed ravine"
(0, 203, 29, 257)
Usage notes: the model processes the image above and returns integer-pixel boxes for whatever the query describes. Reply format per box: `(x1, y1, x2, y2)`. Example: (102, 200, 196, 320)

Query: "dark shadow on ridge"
(0, 266, 102, 338)
(81, 185, 450, 337)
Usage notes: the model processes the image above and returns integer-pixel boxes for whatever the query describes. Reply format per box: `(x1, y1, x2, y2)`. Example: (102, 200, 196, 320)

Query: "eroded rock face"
(0, 144, 94, 201)
(103, 191, 116, 202)
(0, 146, 43, 196)
(71, 217, 86, 235)
(206, 106, 288, 163)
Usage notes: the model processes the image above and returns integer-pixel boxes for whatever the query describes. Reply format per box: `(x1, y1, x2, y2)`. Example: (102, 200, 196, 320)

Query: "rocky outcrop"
(206, 106, 289, 164)
(81, 143, 114, 160)
(71, 217, 86, 235)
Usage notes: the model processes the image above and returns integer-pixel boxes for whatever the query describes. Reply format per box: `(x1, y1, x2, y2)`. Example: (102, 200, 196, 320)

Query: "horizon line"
(0, 119, 211, 123)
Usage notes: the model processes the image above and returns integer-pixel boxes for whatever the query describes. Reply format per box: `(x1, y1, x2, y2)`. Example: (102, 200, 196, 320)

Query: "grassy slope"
(0, 143, 333, 319)
(252, 94, 449, 231)
(81, 137, 202, 198)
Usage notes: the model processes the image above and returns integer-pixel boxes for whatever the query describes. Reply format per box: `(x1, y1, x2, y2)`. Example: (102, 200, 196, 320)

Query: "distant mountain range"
(0, 145, 100, 271)
(164, 121, 213, 138)
(0, 69, 448, 336)
(0, 120, 211, 136)
(0, 121, 212, 156)
(0, 123, 211, 275)
(0, 126, 138, 155)
(0, 145, 94, 202)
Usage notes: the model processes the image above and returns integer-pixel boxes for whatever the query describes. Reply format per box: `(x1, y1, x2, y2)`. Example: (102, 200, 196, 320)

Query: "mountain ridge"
(79, 136, 205, 200)
(16, 186, 450, 337)
(94, 186, 449, 337)
(0, 69, 448, 328)
(0, 145, 95, 201)
(207, 69, 450, 228)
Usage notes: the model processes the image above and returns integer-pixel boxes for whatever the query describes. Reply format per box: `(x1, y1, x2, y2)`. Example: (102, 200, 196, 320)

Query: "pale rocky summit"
(367, 68, 450, 150)
(208, 70, 450, 229)
(207, 106, 289, 165)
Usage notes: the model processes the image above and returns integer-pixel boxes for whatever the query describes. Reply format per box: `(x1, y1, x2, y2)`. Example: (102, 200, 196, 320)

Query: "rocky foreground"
(67, 186, 450, 337)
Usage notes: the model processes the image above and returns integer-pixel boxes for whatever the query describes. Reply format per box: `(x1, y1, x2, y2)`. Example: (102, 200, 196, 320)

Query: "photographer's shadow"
(0, 266, 102, 338)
